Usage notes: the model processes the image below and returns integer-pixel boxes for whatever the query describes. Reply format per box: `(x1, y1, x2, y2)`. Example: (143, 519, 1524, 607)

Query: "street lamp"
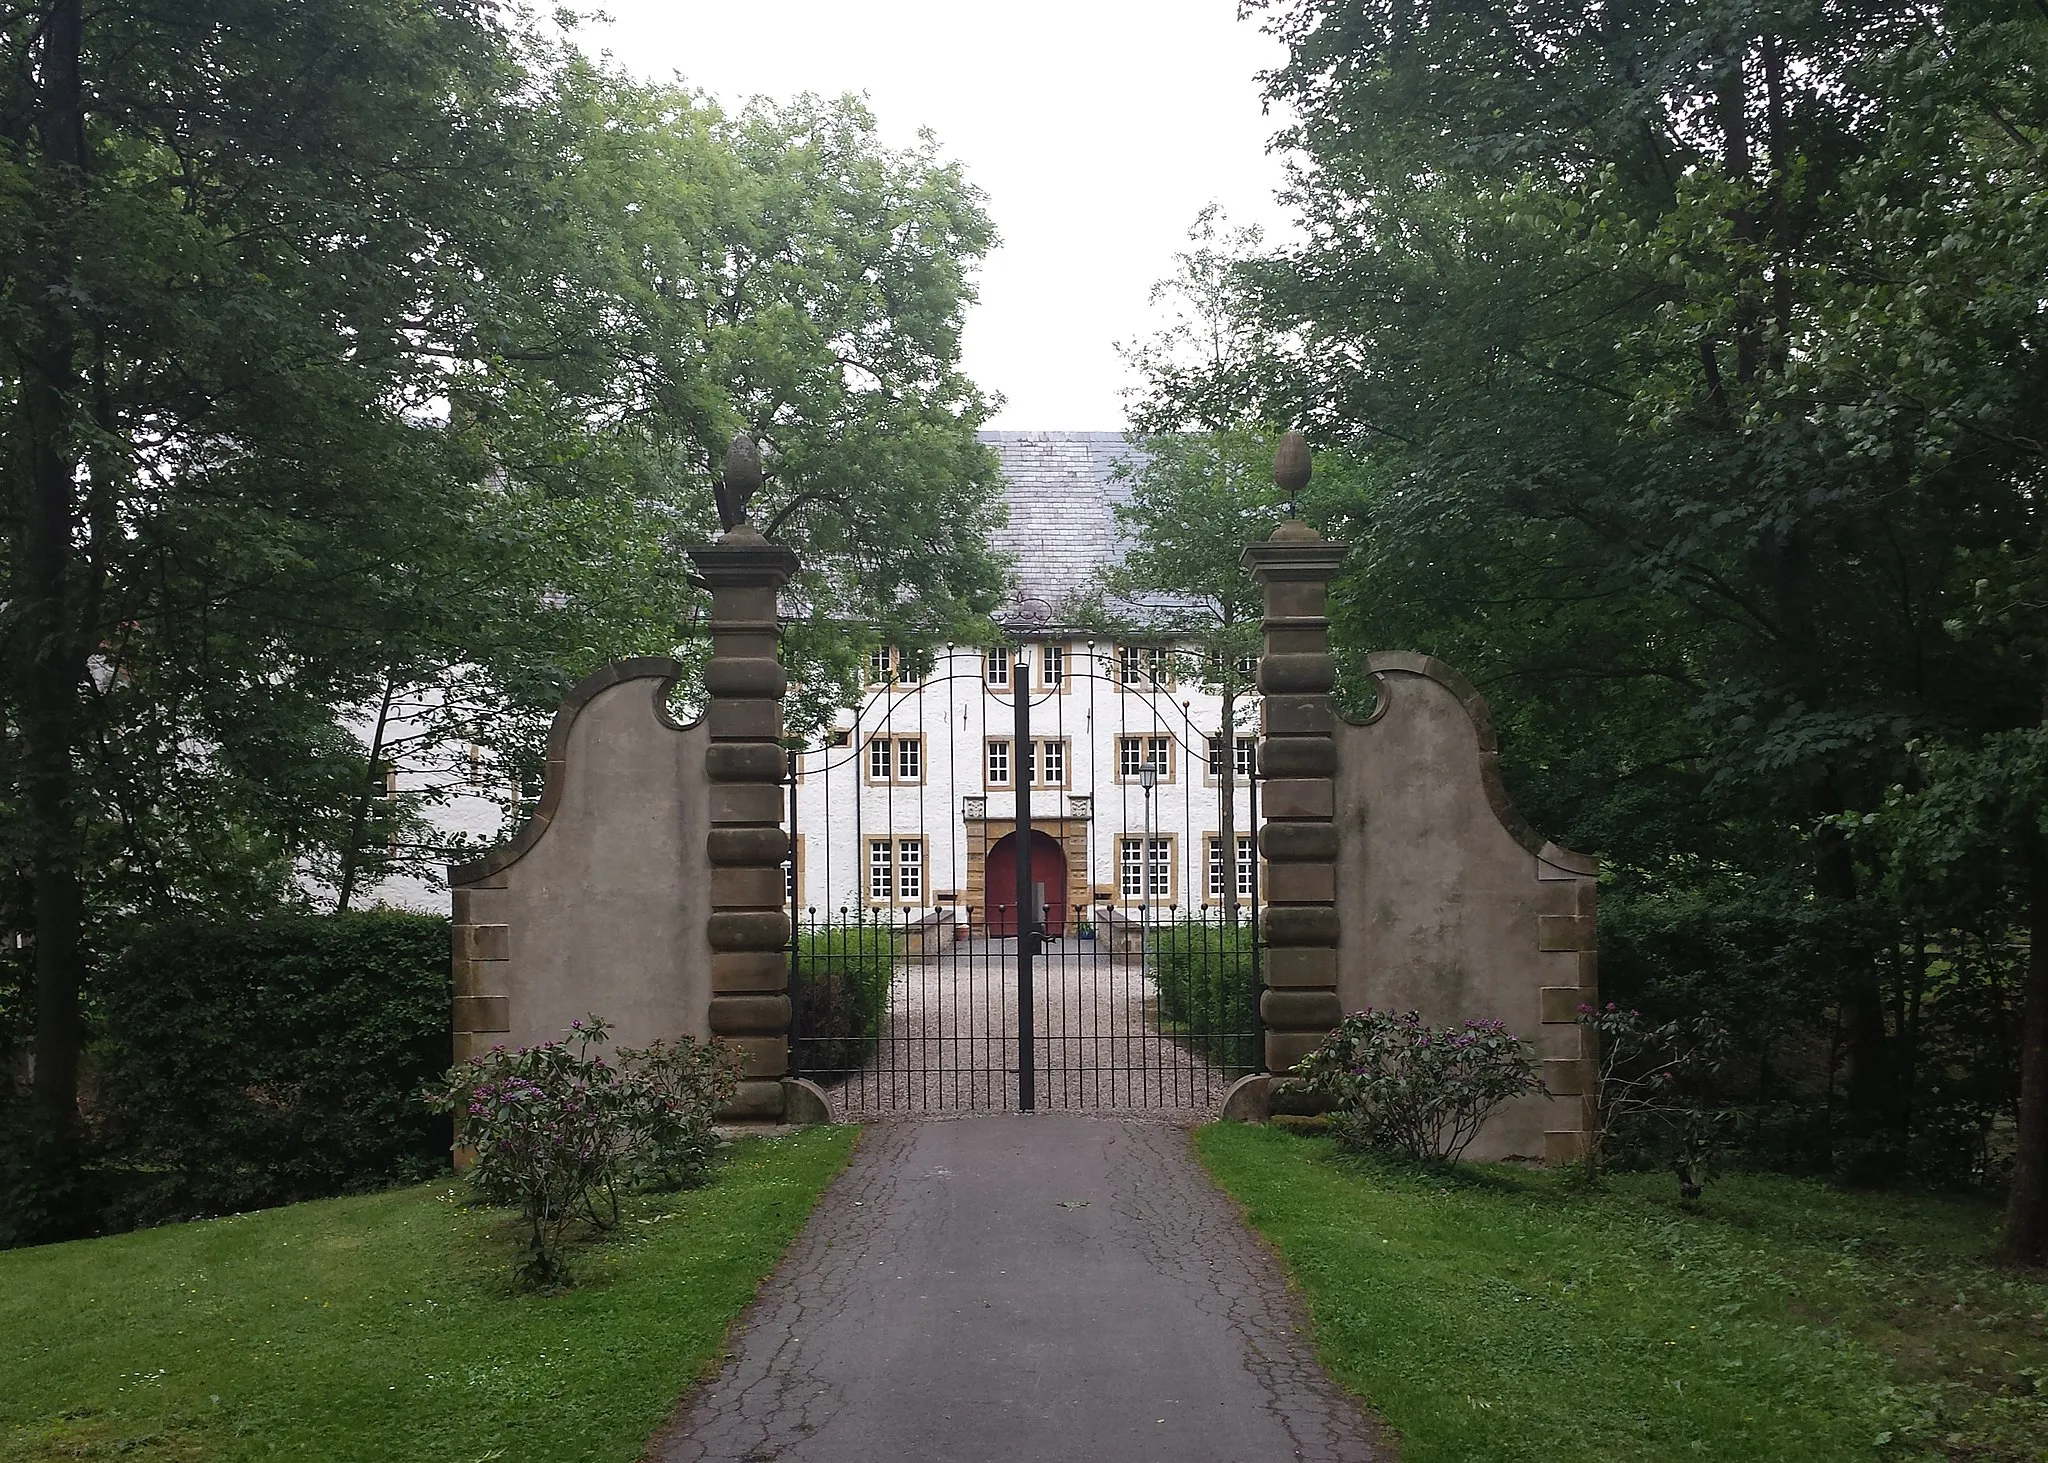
(1138, 761, 1158, 974)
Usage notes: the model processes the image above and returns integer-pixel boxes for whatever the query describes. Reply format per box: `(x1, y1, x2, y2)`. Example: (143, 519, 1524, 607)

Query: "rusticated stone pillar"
(1243, 432, 1349, 1081)
(689, 517, 799, 1122)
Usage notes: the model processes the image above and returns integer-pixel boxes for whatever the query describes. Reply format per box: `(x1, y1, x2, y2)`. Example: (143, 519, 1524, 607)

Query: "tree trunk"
(1816, 786, 1898, 1183)
(1716, 35, 1762, 383)
(335, 670, 399, 912)
(1999, 832, 2048, 1259)
(15, 0, 90, 1140)
(1999, 677, 2048, 1261)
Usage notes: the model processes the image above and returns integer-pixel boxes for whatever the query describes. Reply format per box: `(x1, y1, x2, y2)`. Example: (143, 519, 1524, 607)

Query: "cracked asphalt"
(651, 1115, 1390, 1462)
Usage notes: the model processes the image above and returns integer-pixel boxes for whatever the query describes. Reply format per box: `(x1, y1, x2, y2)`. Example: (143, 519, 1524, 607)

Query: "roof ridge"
(977, 429, 1132, 442)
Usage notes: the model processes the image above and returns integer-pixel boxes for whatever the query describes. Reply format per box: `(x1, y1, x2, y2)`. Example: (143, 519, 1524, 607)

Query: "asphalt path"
(653, 1114, 1389, 1463)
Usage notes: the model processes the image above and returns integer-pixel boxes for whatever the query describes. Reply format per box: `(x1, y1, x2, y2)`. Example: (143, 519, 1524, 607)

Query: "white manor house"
(372, 430, 1259, 925)
(787, 430, 1257, 936)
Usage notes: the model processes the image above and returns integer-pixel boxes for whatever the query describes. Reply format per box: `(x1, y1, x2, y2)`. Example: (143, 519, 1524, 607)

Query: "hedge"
(1149, 920, 1259, 1068)
(93, 909, 453, 1227)
(792, 922, 897, 1075)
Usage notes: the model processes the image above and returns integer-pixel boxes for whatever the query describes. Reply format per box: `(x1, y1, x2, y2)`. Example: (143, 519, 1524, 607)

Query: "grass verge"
(1, 1126, 857, 1463)
(1196, 1122, 2048, 1463)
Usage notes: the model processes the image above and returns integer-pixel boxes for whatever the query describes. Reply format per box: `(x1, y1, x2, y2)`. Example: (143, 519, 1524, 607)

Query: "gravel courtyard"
(808, 937, 1248, 1117)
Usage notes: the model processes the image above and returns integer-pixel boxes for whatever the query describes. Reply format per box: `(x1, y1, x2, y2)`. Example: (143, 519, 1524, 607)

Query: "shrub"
(792, 921, 896, 1074)
(1148, 920, 1258, 1067)
(429, 1016, 739, 1286)
(1580, 1003, 1732, 1197)
(93, 910, 452, 1228)
(1294, 1008, 1545, 1163)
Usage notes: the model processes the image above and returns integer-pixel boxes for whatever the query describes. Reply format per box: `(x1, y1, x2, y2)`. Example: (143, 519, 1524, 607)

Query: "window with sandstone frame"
(865, 734, 925, 786)
(1115, 734, 1173, 783)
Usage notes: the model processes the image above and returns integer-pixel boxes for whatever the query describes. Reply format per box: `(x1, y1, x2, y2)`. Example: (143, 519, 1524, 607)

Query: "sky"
(575, 1, 1296, 430)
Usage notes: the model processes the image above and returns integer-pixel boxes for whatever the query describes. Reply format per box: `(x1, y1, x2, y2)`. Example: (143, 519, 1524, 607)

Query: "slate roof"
(980, 430, 1148, 627)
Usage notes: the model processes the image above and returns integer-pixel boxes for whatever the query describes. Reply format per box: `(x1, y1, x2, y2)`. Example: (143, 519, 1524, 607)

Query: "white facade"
(788, 640, 1257, 925)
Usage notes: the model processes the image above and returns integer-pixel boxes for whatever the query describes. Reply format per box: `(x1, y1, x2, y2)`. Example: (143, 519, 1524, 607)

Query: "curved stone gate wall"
(1333, 653, 1598, 1163)
(448, 659, 713, 1064)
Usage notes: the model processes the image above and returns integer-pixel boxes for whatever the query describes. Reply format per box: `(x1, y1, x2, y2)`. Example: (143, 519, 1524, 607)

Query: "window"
(1039, 643, 1066, 689)
(1119, 836, 1175, 901)
(869, 839, 893, 902)
(1206, 735, 1256, 779)
(898, 838, 923, 902)
(1235, 654, 1260, 681)
(1207, 835, 1257, 900)
(985, 647, 1013, 688)
(866, 735, 925, 784)
(985, 737, 1067, 789)
(867, 836, 925, 904)
(1117, 734, 1172, 782)
(1117, 644, 1170, 689)
(866, 646, 917, 687)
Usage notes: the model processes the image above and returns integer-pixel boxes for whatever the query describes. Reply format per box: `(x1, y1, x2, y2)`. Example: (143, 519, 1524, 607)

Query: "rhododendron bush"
(1294, 1009, 1544, 1163)
(429, 1016, 739, 1285)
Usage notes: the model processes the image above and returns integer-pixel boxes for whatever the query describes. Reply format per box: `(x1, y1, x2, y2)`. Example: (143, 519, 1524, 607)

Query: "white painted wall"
(790, 641, 1256, 922)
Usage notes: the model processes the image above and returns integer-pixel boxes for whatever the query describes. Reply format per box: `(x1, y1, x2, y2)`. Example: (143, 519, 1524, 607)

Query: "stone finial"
(716, 432, 763, 532)
(1273, 429, 1311, 511)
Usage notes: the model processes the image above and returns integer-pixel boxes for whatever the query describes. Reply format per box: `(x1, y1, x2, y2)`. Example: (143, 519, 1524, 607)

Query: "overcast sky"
(577, 1, 1295, 430)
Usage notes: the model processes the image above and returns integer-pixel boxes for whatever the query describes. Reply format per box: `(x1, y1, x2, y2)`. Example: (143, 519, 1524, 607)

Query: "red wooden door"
(985, 831, 1067, 937)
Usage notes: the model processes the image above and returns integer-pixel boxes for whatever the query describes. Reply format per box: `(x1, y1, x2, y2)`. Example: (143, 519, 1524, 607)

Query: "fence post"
(690, 459, 801, 1122)
(1241, 432, 1348, 1090)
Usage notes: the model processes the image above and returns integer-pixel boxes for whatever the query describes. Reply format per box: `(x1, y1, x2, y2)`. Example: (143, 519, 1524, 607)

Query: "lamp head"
(1138, 764, 1158, 791)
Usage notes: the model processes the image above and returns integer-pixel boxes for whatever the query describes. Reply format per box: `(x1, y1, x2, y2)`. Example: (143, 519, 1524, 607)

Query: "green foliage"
(90, 911, 453, 1230)
(792, 922, 898, 1074)
(1582, 1004, 1735, 1196)
(0, 1130, 856, 1461)
(0, 3, 1006, 1185)
(1148, 920, 1258, 1067)
(1199, 1122, 2048, 1461)
(1132, 1, 2048, 1178)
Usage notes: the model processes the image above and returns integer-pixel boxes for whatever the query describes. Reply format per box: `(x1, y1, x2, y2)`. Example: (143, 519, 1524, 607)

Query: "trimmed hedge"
(94, 909, 453, 1227)
(1149, 920, 1259, 1068)
(792, 922, 897, 1075)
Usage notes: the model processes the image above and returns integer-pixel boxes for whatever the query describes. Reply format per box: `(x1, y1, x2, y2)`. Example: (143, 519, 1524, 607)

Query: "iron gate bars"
(784, 651, 1263, 1114)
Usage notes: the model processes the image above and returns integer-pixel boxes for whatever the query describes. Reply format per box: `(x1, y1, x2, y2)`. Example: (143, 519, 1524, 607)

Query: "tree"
(456, 66, 1009, 735)
(0, 6, 1010, 1222)
(1138, 0, 2048, 1185)
(1088, 429, 1285, 928)
(0, 0, 538, 1163)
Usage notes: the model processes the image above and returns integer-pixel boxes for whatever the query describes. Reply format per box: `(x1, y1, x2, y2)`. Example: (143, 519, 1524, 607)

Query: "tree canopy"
(0, 0, 1003, 1227)
(1129, 0, 2048, 1208)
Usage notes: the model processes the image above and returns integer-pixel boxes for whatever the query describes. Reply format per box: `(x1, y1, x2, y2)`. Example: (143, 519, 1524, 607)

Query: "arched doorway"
(984, 829, 1067, 937)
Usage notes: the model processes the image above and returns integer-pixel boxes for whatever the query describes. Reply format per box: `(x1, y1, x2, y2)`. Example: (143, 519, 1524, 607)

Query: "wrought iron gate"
(785, 646, 1263, 1114)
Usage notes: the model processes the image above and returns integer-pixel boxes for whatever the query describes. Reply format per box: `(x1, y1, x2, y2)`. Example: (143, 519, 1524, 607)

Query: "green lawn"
(1198, 1122, 2048, 1463)
(1, 1126, 857, 1463)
